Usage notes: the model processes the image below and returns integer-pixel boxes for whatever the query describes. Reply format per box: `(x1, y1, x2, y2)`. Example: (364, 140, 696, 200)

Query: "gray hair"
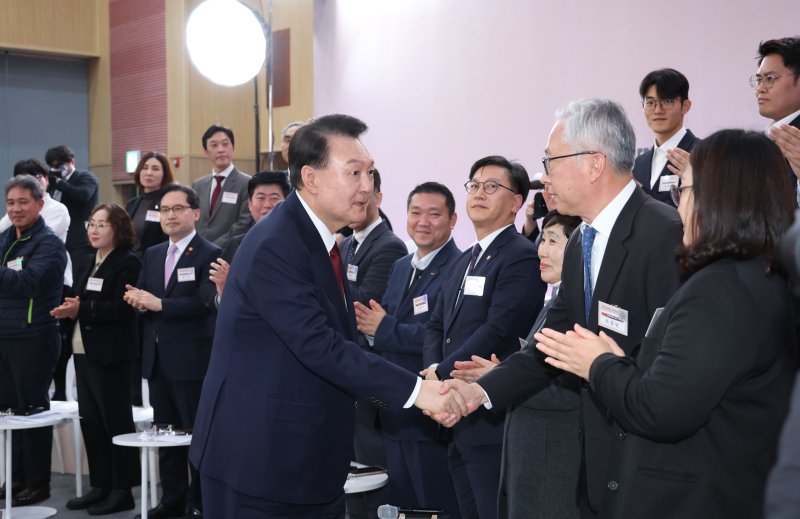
(282, 120, 306, 138)
(5, 174, 44, 200)
(555, 98, 636, 173)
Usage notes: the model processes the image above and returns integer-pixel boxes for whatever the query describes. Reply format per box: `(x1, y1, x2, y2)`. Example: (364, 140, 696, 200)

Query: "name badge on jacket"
(347, 264, 358, 282)
(413, 294, 429, 315)
(145, 210, 161, 222)
(464, 276, 485, 297)
(222, 192, 238, 204)
(86, 277, 104, 292)
(598, 301, 629, 336)
(658, 174, 679, 193)
(6, 257, 23, 271)
(177, 267, 196, 282)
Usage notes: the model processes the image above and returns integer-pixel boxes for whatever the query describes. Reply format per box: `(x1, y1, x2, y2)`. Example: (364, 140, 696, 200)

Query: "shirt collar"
(411, 237, 452, 270)
(769, 108, 800, 132)
(169, 230, 196, 256)
(211, 163, 235, 179)
(655, 127, 687, 151)
(586, 180, 636, 237)
(297, 192, 336, 254)
(353, 217, 383, 244)
(472, 224, 513, 255)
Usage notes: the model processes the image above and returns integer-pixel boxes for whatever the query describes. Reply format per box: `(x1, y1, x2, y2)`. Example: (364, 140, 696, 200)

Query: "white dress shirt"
(583, 180, 636, 291)
(650, 127, 687, 189)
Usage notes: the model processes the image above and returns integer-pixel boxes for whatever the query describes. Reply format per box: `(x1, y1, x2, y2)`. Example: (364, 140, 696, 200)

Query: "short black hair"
(468, 155, 530, 202)
(45, 145, 75, 168)
(5, 174, 44, 201)
(638, 68, 690, 101)
(542, 211, 582, 239)
(13, 158, 48, 178)
(248, 171, 291, 199)
(373, 169, 382, 193)
(406, 182, 456, 216)
(288, 114, 369, 189)
(758, 36, 800, 76)
(202, 124, 235, 150)
(162, 183, 200, 209)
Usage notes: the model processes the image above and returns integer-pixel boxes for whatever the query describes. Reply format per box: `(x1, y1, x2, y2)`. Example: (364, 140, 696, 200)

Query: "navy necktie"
(467, 243, 482, 275)
(344, 238, 359, 267)
(582, 226, 597, 323)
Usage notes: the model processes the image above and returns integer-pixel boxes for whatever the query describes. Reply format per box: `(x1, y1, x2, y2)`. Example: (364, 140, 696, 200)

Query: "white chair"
(50, 356, 83, 497)
(132, 378, 157, 507)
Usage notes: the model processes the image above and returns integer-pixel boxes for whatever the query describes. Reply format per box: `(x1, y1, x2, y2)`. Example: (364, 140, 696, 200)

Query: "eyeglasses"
(541, 151, 599, 176)
(159, 205, 192, 215)
(749, 73, 798, 89)
(85, 221, 111, 230)
(464, 180, 517, 195)
(670, 184, 693, 206)
(642, 98, 679, 111)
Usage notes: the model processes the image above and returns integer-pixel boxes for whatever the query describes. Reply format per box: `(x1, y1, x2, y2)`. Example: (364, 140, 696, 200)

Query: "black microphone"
(377, 504, 449, 518)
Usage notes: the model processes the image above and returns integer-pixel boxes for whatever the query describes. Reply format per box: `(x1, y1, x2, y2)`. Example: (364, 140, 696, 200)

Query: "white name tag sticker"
(598, 301, 629, 336)
(346, 264, 358, 282)
(658, 174, 680, 193)
(464, 275, 485, 297)
(177, 267, 196, 282)
(221, 192, 238, 204)
(6, 257, 22, 271)
(86, 277, 104, 292)
(145, 210, 161, 222)
(413, 294, 429, 315)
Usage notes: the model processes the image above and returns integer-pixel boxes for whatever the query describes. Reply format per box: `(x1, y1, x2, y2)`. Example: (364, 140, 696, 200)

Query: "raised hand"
(770, 124, 800, 180)
(50, 296, 80, 320)
(451, 354, 500, 383)
(666, 147, 692, 178)
(414, 380, 466, 425)
(124, 284, 162, 312)
(354, 299, 386, 336)
(209, 257, 231, 297)
(534, 324, 624, 380)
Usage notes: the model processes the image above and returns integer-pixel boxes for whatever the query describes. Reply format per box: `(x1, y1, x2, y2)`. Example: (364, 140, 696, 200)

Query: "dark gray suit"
(479, 186, 683, 515)
(192, 168, 252, 248)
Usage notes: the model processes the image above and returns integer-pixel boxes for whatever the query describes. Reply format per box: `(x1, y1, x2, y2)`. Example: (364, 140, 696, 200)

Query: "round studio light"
(186, 0, 267, 87)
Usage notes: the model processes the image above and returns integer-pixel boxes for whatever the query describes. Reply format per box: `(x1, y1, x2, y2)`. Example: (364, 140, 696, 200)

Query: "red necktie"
(330, 243, 344, 294)
(209, 175, 224, 216)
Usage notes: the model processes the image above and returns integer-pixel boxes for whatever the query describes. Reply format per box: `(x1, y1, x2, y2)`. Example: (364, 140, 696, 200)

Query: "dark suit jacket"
(136, 233, 220, 381)
(766, 376, 800, 519)
(423, 225, 545, 446)
(479, 186, 683, 511)
(375, 239, 462, 442)
(192, 168, 252, 248)
(198, 219, 254, 309)
(73, 248, 141, 366)
(126, 190, 168, 255)
(591, 257, 796, 518)
(633, 129, 700, 207)
(189, 192, 418, 504)
(50, 169, 99, 262)
(341, 220, 408, 306)
(787, 115, 800, 205)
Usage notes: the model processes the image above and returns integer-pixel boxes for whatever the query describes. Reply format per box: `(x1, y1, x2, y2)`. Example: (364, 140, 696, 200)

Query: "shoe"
(51, 392, 67, 401)
(182, 507, 203, 518)
(12, 484, 50, 506)
(66, 486, 109, 510)
(134, 501, 184, 519)
(88, 490, 135, 515)
(0, 481, 24, 499)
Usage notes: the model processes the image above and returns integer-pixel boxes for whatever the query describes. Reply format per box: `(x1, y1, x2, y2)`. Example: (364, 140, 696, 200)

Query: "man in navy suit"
(632, 69, 700, 207)
(188, 114, 465, 518)
(354, 182, 462, 517)
(124, 184, 221, 519)
(422, 156, 545, 519)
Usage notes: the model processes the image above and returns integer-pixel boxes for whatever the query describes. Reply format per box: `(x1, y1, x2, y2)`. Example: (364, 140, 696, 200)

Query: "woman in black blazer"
(536, 130, 797, 518)
(126, 151, 173, 257)
(51, 203, 141, 515)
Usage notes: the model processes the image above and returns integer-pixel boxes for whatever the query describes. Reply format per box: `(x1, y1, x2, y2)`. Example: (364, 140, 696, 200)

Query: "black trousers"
(0, 331, 60, 486)
(74, 355, 140, 490)
(148, 360, 204, 511)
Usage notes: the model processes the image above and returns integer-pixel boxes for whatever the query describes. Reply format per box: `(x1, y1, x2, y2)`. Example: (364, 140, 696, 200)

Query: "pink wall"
(313, 0, 800, 248)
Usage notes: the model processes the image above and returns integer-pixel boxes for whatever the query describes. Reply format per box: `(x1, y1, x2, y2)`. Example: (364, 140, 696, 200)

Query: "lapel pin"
(485, 255, 492, 262)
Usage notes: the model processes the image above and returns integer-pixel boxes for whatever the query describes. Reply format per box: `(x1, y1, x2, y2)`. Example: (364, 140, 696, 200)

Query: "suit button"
(616, 430, 626, 440)
(446, 338, 451, 344)
(607, 480, 619, 491)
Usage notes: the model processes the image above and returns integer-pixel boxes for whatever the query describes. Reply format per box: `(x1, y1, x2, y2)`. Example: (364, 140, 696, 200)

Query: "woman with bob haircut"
(535, 129, 797, 518)
(126, 151, 174, 257)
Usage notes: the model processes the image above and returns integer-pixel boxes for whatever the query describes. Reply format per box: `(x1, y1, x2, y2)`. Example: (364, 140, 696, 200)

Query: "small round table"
(0, 413, 74, 519)
(112, 432, 192, 519)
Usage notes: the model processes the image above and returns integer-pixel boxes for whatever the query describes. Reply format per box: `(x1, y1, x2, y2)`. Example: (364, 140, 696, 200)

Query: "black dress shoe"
(182, 507, 203, 518)
(134, 501, 185, 519)
(88, 490, 135, 515)
(12, 484, 50, 506)
(66, 486, 109, 510)
(0, 481, 24, 499)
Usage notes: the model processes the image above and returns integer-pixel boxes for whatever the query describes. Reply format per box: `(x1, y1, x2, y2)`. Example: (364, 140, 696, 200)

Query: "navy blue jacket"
(0, 216, 67, 338)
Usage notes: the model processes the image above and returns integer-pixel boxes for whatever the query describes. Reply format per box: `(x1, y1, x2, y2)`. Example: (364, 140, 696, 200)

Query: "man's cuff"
(403, 377, 422, 408)
(481, 385, 493, 410)
(366, 335, 375, 347)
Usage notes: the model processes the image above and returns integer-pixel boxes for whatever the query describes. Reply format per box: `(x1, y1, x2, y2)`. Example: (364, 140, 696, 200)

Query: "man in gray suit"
(192, 124, 252, 248)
